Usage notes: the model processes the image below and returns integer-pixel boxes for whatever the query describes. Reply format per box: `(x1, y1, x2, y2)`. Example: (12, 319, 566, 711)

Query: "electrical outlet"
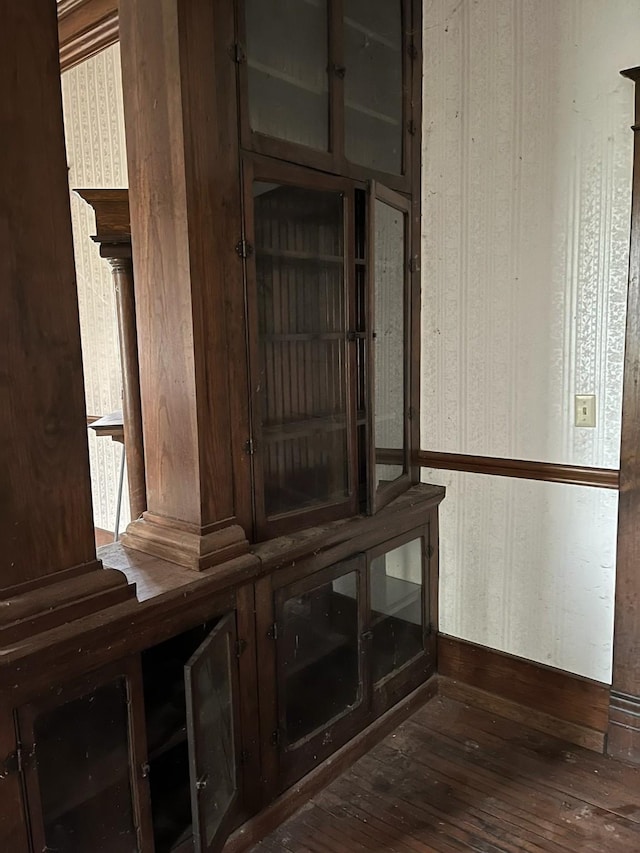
(575, 394, 596, 428)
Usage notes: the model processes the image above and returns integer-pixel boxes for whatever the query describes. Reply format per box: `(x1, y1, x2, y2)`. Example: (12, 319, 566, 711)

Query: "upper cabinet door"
(185, 614, 241, 853)
(343, 0, 406, 176)
(237, 0, 413, 185)
(367, 182, 412, 513)
(244, 159, 359, 539)
(241, 0, 332, 163)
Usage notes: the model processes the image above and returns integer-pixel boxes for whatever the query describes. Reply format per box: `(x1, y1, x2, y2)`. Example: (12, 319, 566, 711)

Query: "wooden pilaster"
(118, 0, 253, 569)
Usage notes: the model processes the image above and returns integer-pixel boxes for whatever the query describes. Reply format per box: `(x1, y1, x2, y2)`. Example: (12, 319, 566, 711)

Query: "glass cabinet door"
(185, 614, 240, 853)
(243, 0, 329, 151)
(273, 555, 367, 781)
(344, 0, 405, 174)
(369, 534, 426, 686)
(368, 183, 411, 511)
(17, 660, 152, 853)
(246, 164, 358, 537)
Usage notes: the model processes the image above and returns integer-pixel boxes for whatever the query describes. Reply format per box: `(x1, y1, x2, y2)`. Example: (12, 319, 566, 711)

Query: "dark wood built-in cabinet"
(1, 1, 436, 852)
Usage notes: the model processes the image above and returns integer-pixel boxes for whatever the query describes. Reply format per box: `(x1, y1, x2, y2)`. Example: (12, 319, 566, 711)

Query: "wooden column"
(119, 0, 253, 570)
(609, 66, 640, 763)
(0, 2, 132, 633)
(76, 189, 147, 522)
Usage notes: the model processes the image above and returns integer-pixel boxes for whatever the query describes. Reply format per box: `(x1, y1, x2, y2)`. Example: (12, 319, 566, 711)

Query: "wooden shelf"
(148, 725, 188, 763)
(263, 412, 348, 442)
(256, 247, 344, 264)
(261, 331, 345, 343)
(344, 15, 401, 52)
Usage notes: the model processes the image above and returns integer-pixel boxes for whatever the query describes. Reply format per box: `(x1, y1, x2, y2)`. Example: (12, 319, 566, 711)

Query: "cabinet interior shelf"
(261, 331, 345, 343)
(148, 725, 188, 763)
(256, 247, 344, 264)
(262, 410, 367, 442)
(248, 60, 400, 127)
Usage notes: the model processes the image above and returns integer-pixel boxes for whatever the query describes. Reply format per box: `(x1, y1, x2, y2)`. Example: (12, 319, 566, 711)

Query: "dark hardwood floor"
(253, 696, 640, 852)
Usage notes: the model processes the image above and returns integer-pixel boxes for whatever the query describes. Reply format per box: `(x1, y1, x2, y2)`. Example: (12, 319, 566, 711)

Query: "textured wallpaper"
(421, 0, 639, 681)
(61, 44, 130, 534)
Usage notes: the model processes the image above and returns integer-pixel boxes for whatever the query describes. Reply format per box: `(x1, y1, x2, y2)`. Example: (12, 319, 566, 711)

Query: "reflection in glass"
(246, 0, 329, 150)
(254, 182, 350, 518)
(344, 0, 403, 173)
(34, 679, 136, 853)
(280, 570, 360, 743)
(186, 623, 236, 848)
(374, 199, 406, 489)
(370, 538, 424, 683)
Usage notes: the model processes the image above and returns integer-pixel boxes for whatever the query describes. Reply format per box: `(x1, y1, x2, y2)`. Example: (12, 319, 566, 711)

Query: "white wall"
(421, 0, 639, 682)
(61, 44, 131, 534)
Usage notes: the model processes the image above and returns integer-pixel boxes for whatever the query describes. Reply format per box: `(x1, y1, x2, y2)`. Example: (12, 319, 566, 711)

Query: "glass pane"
(280, 569, 360, 743)
(245, 0, 329, 150)
(374, 198, 406, 489)
(370, 538, 424, 683)
(33, 679, 137, 853)
(186, 622, 236, 850)
(344, 0, 403, 174)
(254, 181, 350, 517)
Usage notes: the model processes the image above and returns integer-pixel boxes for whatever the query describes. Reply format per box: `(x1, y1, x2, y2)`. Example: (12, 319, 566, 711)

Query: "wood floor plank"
(253, 697, 640, 852)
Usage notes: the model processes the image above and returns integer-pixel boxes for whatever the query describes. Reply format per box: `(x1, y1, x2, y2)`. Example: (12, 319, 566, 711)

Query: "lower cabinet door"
(17, 657, 153, 853)
(368, 526, 434, 715)
(185, 613, 242, 853)
(273, 555, 368, 786)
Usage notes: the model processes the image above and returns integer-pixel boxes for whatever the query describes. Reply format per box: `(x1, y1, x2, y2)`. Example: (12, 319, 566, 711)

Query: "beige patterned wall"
(61, 44, 130, 534)
(421, 0, 639, 682)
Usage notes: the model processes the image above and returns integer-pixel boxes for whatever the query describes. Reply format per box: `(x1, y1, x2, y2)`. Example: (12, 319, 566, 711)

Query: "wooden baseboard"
(223, 675, 439, 853)
(438, 635, 609, 752)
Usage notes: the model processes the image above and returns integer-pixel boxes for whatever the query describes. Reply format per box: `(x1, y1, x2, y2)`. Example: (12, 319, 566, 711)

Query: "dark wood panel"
(252, 697, 640, 853)
(0, 0, 101, 590)
(418, 450, 619, 489)
(58, 0, 119, 72)
(610, 67, 640, 763)
(438, 635, 609, 738)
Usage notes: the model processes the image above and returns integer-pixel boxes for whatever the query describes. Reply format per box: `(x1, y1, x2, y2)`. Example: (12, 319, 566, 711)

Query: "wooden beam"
(609, 66, 640, 764)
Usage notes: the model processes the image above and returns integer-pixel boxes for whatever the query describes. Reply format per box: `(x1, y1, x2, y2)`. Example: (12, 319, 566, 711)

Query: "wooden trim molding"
(438, 635, 609, 753)
(418, 450, 619, 490)
(609, 66, 640, 764)
(58, 0, 119, 72)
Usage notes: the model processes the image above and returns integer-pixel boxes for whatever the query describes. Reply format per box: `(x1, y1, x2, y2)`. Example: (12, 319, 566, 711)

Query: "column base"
(121, 512, 250, 570)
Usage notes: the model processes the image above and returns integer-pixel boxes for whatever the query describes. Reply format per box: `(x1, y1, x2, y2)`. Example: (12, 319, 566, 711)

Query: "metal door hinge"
(426, 543, 434, 559)
(408, 256, 420, 274)
(239, 749, 251, 765)
(408, 406, 416, 421)
(408, 41, 418, 60)
(1, 744, 34, 778)
(270, 729, 281, 748)
(232, 43, 247, 63)
(236, 638, 248, 658)
(407, 119, 417, 136)
(266, 622, 278, 641)
(244, 438, 256, 456)
(236, 239, 253, 259)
